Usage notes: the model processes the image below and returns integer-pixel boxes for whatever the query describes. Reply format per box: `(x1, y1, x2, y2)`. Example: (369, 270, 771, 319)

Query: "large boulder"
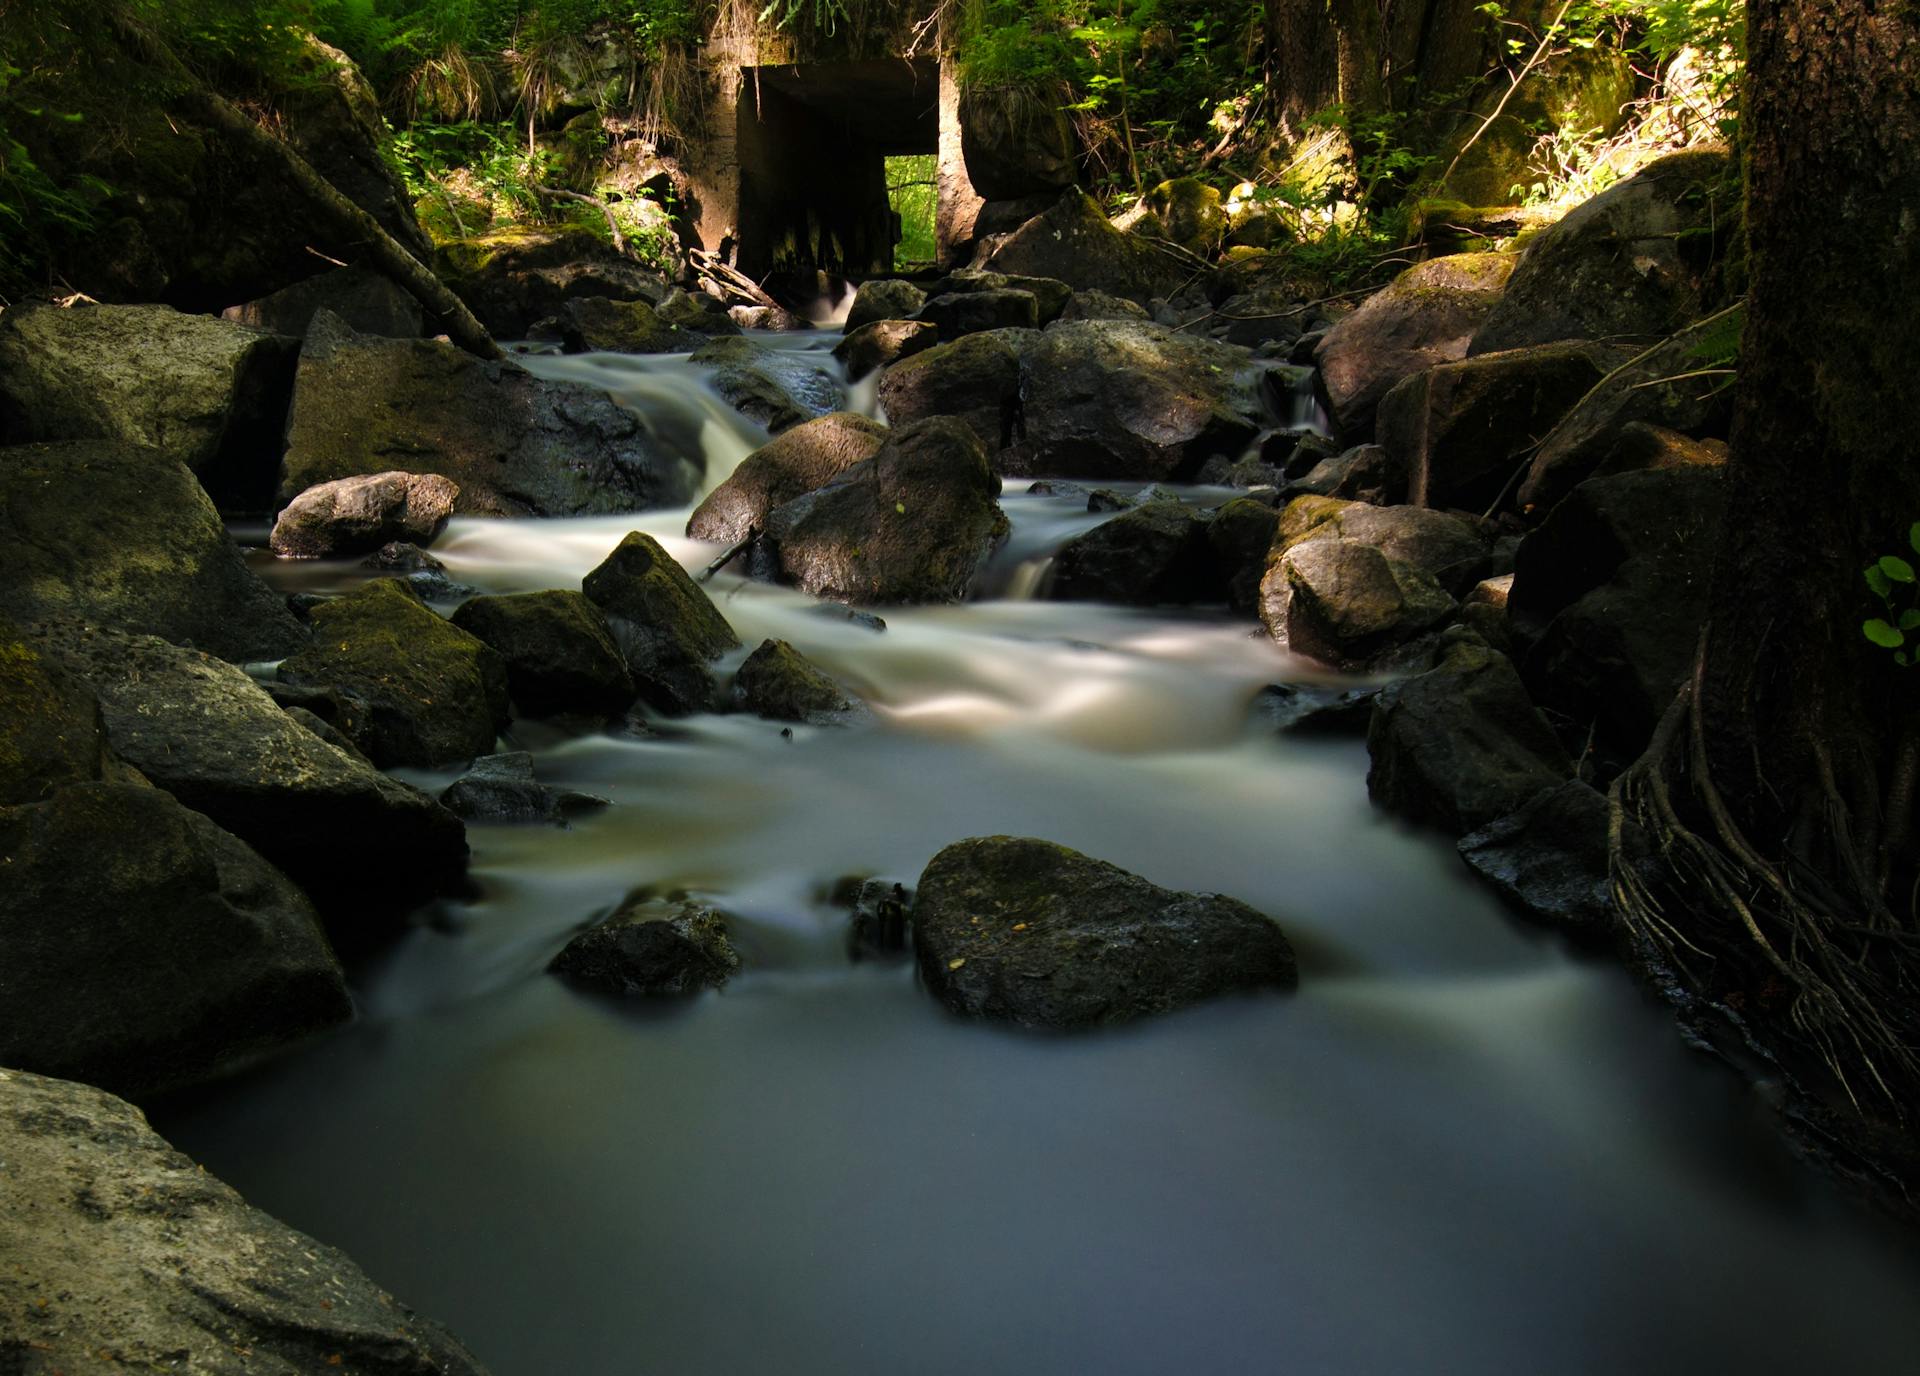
(41, 625, 468, 926)
(731, 639, 861, 724)
(1006, 321, 1266, 481)
(690, 337, 845, 434)
(1272, 538, 1457, 669)
(1367, 632, 1572, 835)
(0, 441, 306, 663)
(1517, 308, 1740, 517)
(582, 532, 740, 714)
(917, 288, 1040, 340)
(1118, 178, 1228, 256)
(877, 330, 1025, 455)
(450, 589, 637, 720)
(1046, 501, 1224, 605)
(437, 225, 667, 338)
(0, 780, 351, 1097)
(280, 311, 701, 516)
(845, 279, 928, 330)
(959, 83, 1079, 200)
(0, 1068, 487, 1372)
(1312, 254, 1515, 439)
(1258, 499, 1491, 642)
(753, 418, 1009, 606)
(833, 319, 939, 382)
(975, 189, 1184, 304)
(1470, 149, 1735, 356)
(221, 264, 425, 340)
(1376, 341, 1621, 512)
(0, 623, 114, 806)
(687, 413, 889, 544)
(559, 295, 697, 354)
(912, 836, 1297, 1029)
(269, 471, 459, 559)
(1510, 462, 1727, 773)
(278, 579, 510, 767)
(0, 303, 299, 510)
(924, 271, 1075, 326)
(550, 898, 741, 996)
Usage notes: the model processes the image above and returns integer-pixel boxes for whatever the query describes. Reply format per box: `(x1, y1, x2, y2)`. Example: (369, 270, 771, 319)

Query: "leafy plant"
(1863, 524, 1920, 666)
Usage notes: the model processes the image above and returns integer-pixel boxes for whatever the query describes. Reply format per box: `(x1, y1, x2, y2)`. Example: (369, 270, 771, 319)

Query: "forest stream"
(154, 340, 1920, 1375)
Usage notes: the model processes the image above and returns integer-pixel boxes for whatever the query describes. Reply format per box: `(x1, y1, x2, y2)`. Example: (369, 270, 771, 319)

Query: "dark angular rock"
(358, 540, 478, 601)
(918, 288, 1040, 340)
(559, 295, 697, 353)
(1459, 779, 1642, 941)
(281, 311, 701, 516)
(1047, 501, 1223, 605)
(975, 189, 1183, 304)
(845, 279, 928, 330)
(833, 318, 939, 382)
(0, 780, 351, 1098)
(278, 579, 510, 767)
(731, 639, 861, 724)
(1367, 632, 1573, 835)
(550, 898, 741, 995)
(754, 418, 1008, 606)
(876, 330, 1025, 455)
(1207, 497, 1282, 613)
(838, 875, 912, 961)
(1293, 444, 1410, 506)
(437, 225, 667, 338)
(450, 589, 636, 720)
(1253, 682, 1380, 736)
(269, 471, 459, 559)
(0, 302, 300, 511)
(439, 751, 609, 826)
(1376, 340, 1621, 512)
(1312, 254, 1515, 439)
(0, 624, 112, 806)
(690, 337, 845, 434)
(912, 835, 1297, 1029)
(687, 413, 889, 545)
(42, 624, 469, 925)
(0, 440, 306, 663)
(925, 270, 1074, 325)
(582, 532, 740, 714)
(0, 1068, 488, 1373)
(1278, 538, 1458, 669)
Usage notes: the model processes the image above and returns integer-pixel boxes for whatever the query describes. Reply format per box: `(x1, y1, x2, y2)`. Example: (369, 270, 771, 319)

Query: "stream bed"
(161, 344, 1920, 1374)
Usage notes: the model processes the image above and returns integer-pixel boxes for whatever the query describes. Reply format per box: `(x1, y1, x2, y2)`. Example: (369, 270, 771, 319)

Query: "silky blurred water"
(170, 350, 1920, 1376)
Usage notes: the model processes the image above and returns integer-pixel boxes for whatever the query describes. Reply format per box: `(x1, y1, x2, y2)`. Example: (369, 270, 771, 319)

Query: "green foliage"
(886, 153, 937, 271)
(1863, 524, 1920, 667)
(387, 119, 556, 218)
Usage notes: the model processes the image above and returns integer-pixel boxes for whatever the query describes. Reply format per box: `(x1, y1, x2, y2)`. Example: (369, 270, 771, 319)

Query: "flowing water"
(165, 344, 1920, 1374)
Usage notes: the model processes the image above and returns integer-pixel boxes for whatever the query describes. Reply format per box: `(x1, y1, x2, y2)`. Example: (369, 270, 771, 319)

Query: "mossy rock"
(730, 639, 859, 724)
(687, 412, 890, 545)
(450, 589, 636, 720)
(582, 533, 739, 714)
(279, 579, 509, 767)
(550, 898, 741, 996)
(0, 626, 110, 807)
(911, 836, 1297, 1029)
(559, 296, 695, 354)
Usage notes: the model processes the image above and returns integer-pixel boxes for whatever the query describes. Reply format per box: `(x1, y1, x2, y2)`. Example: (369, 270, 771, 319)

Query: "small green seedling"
(1863, 522, 1920, 666)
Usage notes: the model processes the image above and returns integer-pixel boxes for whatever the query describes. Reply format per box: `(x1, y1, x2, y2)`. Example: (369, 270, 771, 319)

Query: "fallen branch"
(687, 248, 782, 312)
(697, 531, 756, 583)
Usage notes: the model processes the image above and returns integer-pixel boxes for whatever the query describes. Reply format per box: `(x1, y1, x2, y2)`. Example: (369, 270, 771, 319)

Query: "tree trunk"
(1701, 0, 1920, 894)
(1329, 0, 1389, 115)
(1264, 0, 1337, 136)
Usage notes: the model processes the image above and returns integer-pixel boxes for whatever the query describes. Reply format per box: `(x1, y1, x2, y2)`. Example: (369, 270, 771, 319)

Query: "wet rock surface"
(0, 440, 307, 663)
(687, 412, 889, 545)
(583, 532, 740, 714)
(439, 751, 610, 826)
(0, 780, 350, 1098)
(559, 294, 697, 353)
(731, 638, 861, 724)
(1047, 501, 1223, 605)
(278, 579, 510, 767)
(281, 311, 701, 517)
(753, 418, 1008, 606)
(550, 898, 741, 996)
(876, 330, 1025, 456)
(833, 318, 939, 382)
(270, 471, 459, 559)
(0, 1068, 489, 1374)
(451, 589, 636, 720)
(913, 835, 1297, 1030)
(1459, 779, 1644, 941)
(690, 337, 845, 434)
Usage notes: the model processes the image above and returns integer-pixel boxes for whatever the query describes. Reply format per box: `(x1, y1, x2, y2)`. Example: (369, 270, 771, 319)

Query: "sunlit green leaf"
(1864, 618, 1905, 649)
(1879, 556, 1916, 584)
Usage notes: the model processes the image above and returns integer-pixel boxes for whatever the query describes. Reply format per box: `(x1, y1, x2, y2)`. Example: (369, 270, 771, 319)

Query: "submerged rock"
(0, 301, 300, 511)
(0, 1068, 488, 1372)
(451, 589, 636, 720)
(912, 836, 1297, 1029)
(731, 639, 861, 724)
(838, 876, 913, 961)
(550, 898, 741, 996)
(439, 751, 609, 826)
(1254, 682, 1380, 736)
(281, 310, 701, 516)
(0, 440, 307, 663)
(269, 470, 459, 559)
(690, 337, 844, 433)
(687, 412, 889, 545)
(0, 780, 351, 1098)
(582, 532, 740, 714)
(278, 579, 510, 767)
(753, 418, 1008, 606)
(43, 624, 469, 925)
